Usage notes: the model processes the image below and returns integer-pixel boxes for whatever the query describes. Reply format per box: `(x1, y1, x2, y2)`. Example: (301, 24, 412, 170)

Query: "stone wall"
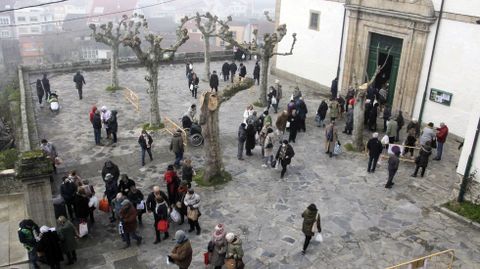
(450, 174, 480, 205)
(0, 169, 23, 195)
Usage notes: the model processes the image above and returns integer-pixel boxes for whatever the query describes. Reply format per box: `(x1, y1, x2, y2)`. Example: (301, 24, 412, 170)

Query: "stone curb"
(433, 205, 480, 230)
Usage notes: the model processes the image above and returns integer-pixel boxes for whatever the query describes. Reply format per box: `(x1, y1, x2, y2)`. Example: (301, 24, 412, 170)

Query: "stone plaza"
(22, 60, 480, 269)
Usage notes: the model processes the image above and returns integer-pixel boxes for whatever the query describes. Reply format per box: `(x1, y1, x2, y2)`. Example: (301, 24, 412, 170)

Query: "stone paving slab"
(0, 194, 27, 268)
(20, 60, 480, 269)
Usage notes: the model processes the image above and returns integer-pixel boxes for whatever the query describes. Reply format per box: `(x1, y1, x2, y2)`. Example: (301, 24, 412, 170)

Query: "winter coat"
(18, 219, 39, 251)
(253, 64, 260, 79)
(369, 105, 378, 124)
(222, 62, 230, 75)
(419, 127, 435, 146)
(263, 132, 276, 157)
(227, 238, 244, 260)
(138, 133, 153, 149)
(146, 191, 170, 217)
(41, 77, 51, 92)
(396, 113, 404, 130)
(37, 231, 63, 265)
(56, 220, 77, 252)
(107, 110, 118, 133)
(386, 120, 398, 138)
(170, 132, 184, 153)
(302, 207, 321, 237)
(245, 124, 256, 150)
(388, 155, 400, 172)
(119, 202, 138, 233)
(127, 190, 145, 214)
(210, 74, 219, 88)
(239, 65, 247, 77)
(275, 144, 295, 164)
(155, 200, 169, 221)
(367, 138, 383, 158)
(317, 101, 328, 120)
(296, 100, 308, 119)
(92, 112, 102, 129)
(104, 179, 118, 202)
(210, 237, 227, 267)
(164, 170, 180, 203)
(276, 111, 289, 132)
(436, 125, 449, 143)
(329, 101, 340, 118)
(416, 144, 432, 168)
(36, 80, 44, 97)
(383, 107, 391, 121)
(101, 161, 120, 182)
(118, 178, 136, 196)
(238, 125, 247, 143)
(40, 142, 57, 159)
(406, 121, 420, 137)
(346, 109, 354, 129)
(60, 180, 77, 203)
(89, 106, 97, 123)
(229, 63, 237, 74)
(74, 194, 90, 219)
(73, 73, 85, 89)
(182, 164, 193, 183)
(184, 192, 200, 208)
(170, 240, 193, 268)
(325, 124, 338, 152)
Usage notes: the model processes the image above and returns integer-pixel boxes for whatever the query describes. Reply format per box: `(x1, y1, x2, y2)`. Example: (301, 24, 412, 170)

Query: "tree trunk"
(111, 43, 119, 88)
(147, 67, 162, 127)
(352, 95, 365, 151)
(259, 56, 269, 106)
(203, 35, 211, 82)
(199, 93, 223, 183)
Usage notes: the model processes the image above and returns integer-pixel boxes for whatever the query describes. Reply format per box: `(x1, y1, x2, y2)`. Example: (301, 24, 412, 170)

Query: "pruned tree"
(199, 78, 255, 183)
(182, 12, 219, 81)
(122, 14, 189, 127)
(352, 46, 391, 150)
(89, 16, 129, 89)
(217, 13, 297, 106)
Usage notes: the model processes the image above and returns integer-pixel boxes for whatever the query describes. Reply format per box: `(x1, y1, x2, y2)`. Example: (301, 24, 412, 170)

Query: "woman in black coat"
(368, 103, 379, 131)
(127, 185, 145, 225)
(253, 62, 260, 85)
(411, 142, 432, 177)
(107, 110, 118, 143)
(37, 228, 64, 269)
(36, 79, 44, 105)
(101, 160, 120, 182)
(316, 100, 328, 127)
(275, 140, 295, 178)
(74, 188, 90, 222)
(245, 123, 256, 156)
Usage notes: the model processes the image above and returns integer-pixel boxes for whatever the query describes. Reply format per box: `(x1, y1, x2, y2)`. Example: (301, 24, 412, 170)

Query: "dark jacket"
(276, 144, 295, 164)
(388, 155, 400, 172)
(56, 220, 77, 252)
(229, 63, 237, 74)
(182, 164, 193, 182)
(367, 138, 383, 158)
(396, 113, 404, 130)
(416, 144, 432, 167)
(245, 124, 256, 150)
(155, 200, 169, 221)
(138, 133, 153, 149)
(60, 181, 77, 203)
(170, 132, 184, 153)
(296, 100, 308, 119)
(36, 80, 44, 97)
(41, 77, 51, 92)
(346, 109, 354, 129)
(239, 65, 247, 77)
(74, 194, 90, 219)
(104, 179, 118, 202)
(406, 121, 420, 137)
(101, 161, 120, 181)
(253, 64, 260, 79)
(119, 202, 138, 233)
(210, 73, 219, 88)
(317, 101, 328, 120)
(73, 73, 85, 89)
(18, 219, 39, 250)
(238, 124, 247, 142)
(92, 113, 102, 129)
(221, 62, 230, 75)
(118, 178, 136, 196)
(383, 106, 391, 121)
(107, 110, 118, 133)
(127, 190, 144, 213)
(302, 206, 321, 237)
(146, 191, 169, 219)
(37, 230, 64, 265)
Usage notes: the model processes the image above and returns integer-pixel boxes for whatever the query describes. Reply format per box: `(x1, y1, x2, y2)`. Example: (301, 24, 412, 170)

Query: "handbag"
(136, 200, 145, 210)
(189, 84, 193, 91)
(157, 219, 169, 232)
(79, 222, 88, 237)
(88, 195, 99, 208)
(203, 252, 210, 265)
(170, 207, 181, 223)
(334, 142, 342, 155)
(118, 222, 124, 235)
(99, 198, 110, 212)
(187, 207, 199, 221)
(271, 96, 277, 105)
(314, 233, 323, 242)
(431, 138, 437, 149)
(225, 258, 236, 269)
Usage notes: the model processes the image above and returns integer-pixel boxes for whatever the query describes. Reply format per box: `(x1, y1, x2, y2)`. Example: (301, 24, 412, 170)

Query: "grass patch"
(193, 169, 232, 187)
(443, 200, 480, 223)
(344, 142, 355, 152)
(142, 122, 165, 131)
(0, 148, 19, 170)
(252, 101, 265, 108)
(106, 86, 122, 92)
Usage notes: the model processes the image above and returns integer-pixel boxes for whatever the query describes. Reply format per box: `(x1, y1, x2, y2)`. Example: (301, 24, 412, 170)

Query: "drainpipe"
(417, 0, 445, 125)
(458, 117, 480, 202)
(336, 6, 347, 81)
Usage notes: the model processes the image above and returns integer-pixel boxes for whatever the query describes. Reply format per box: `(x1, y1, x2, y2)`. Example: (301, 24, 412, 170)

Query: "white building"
(272, 0, 480, 138)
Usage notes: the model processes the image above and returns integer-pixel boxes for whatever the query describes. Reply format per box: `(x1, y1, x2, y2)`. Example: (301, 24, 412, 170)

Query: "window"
(18, 27, 27, 34)
(309, 11, 320, 31)
(0, 17, 10, 25)
(17, 16, 26, 22)
(0, 30, 10, 38)
(30, 27, 40, 33)
(30, 16, 38, 22)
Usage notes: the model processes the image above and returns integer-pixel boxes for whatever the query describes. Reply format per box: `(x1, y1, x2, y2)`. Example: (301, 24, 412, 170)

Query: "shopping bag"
(99, 198, 109, 212)
(79, 222, 88, 238)
(334, 142, 342, 155)
(157, 219, 169, 232)
(271, 96, 277, 105)
(118, 222, 124, 235)
(187, 207, 199, 221)
(88, 195, 99, 208)
(189, 84, 193, 91)
(203, 252, 210, 265)
(225, 258, 236, 269)
(136, 200, 145, 210)
(314, 233, 323, 242)
(170, 207, 180, 223)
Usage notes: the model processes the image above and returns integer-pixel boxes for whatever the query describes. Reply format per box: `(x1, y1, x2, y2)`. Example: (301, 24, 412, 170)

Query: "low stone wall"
(0, 169, 23, 195)
(450, 175, 480, 205)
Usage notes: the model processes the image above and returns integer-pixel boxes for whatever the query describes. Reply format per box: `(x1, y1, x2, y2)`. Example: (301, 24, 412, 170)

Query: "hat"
(101, 106, 107, 111)
(282, 139, 288, 144)
(275, 79, 279, 84)
(175, 230, 187, 243)
(372, 132, 379, 138)
(105, 173, 113, 181)
(226, 232, 235, 243)
(307, 203, 317, 211)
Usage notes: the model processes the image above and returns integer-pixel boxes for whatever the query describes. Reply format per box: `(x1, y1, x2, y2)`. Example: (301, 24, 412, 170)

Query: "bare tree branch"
(270, 33, 297, 57)
(264, 11, 274, 23)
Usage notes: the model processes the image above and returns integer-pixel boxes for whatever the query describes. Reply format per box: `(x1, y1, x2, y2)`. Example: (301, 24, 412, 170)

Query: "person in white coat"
(184, 189, 201, 235)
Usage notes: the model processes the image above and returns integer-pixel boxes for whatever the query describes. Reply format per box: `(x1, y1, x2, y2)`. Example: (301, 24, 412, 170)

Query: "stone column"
(16, 151, 55, 227)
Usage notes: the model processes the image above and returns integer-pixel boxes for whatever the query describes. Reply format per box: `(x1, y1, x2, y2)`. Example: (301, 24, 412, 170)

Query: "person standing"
(41, 73, 51, 102)
(368, 103, 379, 131)
(18, 219, 40, 269)
(209, 224, 227, 269)
(367, 133, 383, 173)
(138, 130, 153, 166)
(275, 140, 295, 178)
(37, 226, 64, 269)
(170, 129, 185, 168)
(343, 105, 354, 135)
(395, 111, 404, 142)
(146, 186, 169, 244)
(229, 61, 237, 83)
(101, 160, 120, 182)
(60, 176, 77, 220)
(385, 148, 400, 188)
(276, 111, 289, 135)
(73, 71, 86, 100)
(36, 79, 44, 106)
(262, 128, 275, 167)
(237, 123, 247, 160)
(100, 106, 112, 139)
(221, 62, 230, 82)
(92, 110, 103, 146)
(190, 72, 199, 99)
(74, 188, 90, 222)
(103, 173, 118, 222)
(89, 105, 97, 123)
(245, 122, 256, 156)
(127, 184, 145, 225)
(225, 233, 245, 269)
(419, 122, 436, 146)
(118, 174, 136, 196)
(301, 204, 321, 255)
(412, 141, 432, 177)
(253, 61, 260, 85)
(181, 159, 194, 187)
(164, 165, 180, 205)
(296, 97, 308, 132)
(238, 63, 247, 81)
(56, 216, 78, 265)
(383, 106, 392, 132)
(330, 77, 338, 99)
(184, 188, 201, 235)
(325, 121, 338, 157)
(266, 86, 277, 113)
(316, 100, 328, 128)
(119, 200, 142, 248)
(329, 99, 340, 122)
(40, 139, 58, 173)
(209, 70, 219, 93)
(386, 116, 398, 146)
(288, 110, 299, 143)
(169, 230, 193, 269)
(275, 79, 283, 106)
(154, 195, 170, 241)
(434, 122, 449, 161)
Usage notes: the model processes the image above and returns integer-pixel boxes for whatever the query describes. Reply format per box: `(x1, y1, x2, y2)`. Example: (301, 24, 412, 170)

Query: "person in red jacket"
(164, 165, 180, 205)
(89, 105, 97, 123)
(434, 122, 448, 161)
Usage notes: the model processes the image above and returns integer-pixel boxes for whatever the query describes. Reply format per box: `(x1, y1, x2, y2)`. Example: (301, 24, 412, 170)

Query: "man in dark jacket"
(107, 110, 118, 143)
(395, 111, 404, 142)
(330, 77, 338, 99)
(118, 174, 136, 196)
(367, 133, 383, 172)
(146, 186, 169, 243)
(101, 160, 120, 182)
(170, 129, 184, 167)
(383, 106, 391, 132)
(343, 105, 354, 134)
(41, 73, 51, 102)
(239, 63, 247, 81)
(103, 173, 118, 222)
(209, 70, 219, 93)
(37, 226, 64, 268)
(73, 71, 86, 100)
(18, 219, 40, 269)
(60, 176, 77, 220)
(412, 142, 432, 177)
(275, 140, 295, 178)
(434, 122, 449, 161)
(245, 123, 256, 156)
(385, 148, 400, 188)
(253, 61, 260, 85)
(316, 100, 328, 127)
(301, 204, 321, 255)
(221, 62, 230, 81)
(237, 123, 247, 160)
(92, 110, 102, 146)
(229, 61, 237, 83)
(138, 130, 153, 166)
(296, 97, 308, 132)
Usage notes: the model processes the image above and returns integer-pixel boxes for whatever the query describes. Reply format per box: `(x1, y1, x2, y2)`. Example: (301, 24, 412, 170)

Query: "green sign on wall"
(429, 88, 452, 106)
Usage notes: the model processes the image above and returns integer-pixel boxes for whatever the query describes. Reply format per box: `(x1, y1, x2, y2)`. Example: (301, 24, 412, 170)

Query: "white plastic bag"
(271, 96, 277, 105)
(136, 200, 145, 210)
(189, 84, 193, 91)
(314, 233, 323, 242)
(79, 222, 88, 238)
(170, 207, 180, 223)
(88, 195, 99, 208)
(334, 142, 342, 155)
(381, 135, 389, 145)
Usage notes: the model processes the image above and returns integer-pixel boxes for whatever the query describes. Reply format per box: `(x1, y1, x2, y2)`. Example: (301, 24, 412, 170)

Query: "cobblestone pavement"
(28, 60, 480, 269)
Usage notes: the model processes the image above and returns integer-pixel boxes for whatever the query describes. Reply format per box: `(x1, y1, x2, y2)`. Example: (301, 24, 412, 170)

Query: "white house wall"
(456, 110, 480, 182)
(413, 18, 480, 137)
(431, 0, 480, 18)
(276, 0, 344, 88)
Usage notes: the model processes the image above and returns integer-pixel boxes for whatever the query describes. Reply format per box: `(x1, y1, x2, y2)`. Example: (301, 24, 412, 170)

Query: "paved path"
(24, 60, 480, 269)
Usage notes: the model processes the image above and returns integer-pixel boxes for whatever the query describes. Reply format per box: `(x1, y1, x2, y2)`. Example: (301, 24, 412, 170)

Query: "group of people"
(35, 71, 86, 109)
(89, 105, 118, 146)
